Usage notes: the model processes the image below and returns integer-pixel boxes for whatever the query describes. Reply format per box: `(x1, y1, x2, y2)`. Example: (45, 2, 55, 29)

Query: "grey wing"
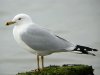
(20, 25, 75, 51)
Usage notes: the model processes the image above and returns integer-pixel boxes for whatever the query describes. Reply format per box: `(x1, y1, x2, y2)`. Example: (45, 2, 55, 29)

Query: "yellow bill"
(6, 21, 16, 26)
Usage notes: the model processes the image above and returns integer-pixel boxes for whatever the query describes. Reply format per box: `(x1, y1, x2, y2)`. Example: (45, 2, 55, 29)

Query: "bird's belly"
(13, 27, 36, 54)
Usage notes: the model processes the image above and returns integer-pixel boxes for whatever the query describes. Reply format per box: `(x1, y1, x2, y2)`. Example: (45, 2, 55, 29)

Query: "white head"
(6, 13, 33, 26)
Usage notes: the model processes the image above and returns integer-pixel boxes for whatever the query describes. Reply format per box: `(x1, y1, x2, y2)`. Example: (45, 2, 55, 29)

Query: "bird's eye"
(18, 18, 22, 20)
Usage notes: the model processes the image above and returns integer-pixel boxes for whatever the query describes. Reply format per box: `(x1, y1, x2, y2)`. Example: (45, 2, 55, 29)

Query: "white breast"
(13, 25, 36, 54)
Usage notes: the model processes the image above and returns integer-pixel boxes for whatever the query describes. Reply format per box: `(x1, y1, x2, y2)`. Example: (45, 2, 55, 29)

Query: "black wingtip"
(93, 49, 98, 51)
(73, 45, 98, 56)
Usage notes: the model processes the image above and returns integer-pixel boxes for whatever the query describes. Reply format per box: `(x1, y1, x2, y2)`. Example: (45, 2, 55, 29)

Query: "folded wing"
(20, 25, 75, 52)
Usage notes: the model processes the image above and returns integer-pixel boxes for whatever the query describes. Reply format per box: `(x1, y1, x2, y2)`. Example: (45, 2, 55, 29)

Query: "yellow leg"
(37, 55, 40, 70)
(41, 56, 44, 69)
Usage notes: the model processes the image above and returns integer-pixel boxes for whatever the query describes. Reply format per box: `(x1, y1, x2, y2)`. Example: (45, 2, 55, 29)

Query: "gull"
(6, 13, 98, 70)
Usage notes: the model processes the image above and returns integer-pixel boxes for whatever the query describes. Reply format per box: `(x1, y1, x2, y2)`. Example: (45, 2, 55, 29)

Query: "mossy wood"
(17, 64, 94, 75)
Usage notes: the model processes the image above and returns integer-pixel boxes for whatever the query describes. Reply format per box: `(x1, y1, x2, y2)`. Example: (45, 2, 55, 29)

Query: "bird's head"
(6, 13, 33, 26)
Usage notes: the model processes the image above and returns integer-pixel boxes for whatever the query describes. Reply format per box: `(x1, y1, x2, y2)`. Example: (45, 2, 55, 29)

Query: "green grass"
(17, 64, 94, 75)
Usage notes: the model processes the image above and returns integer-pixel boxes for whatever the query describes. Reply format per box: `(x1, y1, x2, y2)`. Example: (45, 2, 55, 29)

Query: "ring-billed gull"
(6, 14, 98, 70)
